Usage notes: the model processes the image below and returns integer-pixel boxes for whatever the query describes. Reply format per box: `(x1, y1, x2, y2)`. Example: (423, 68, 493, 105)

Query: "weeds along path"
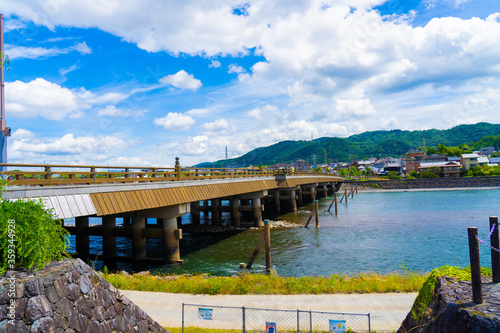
(121, 290, 417, 331)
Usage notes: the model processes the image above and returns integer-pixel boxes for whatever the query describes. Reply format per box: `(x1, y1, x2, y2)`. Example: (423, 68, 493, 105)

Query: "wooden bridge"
(0, 161, 343, 264)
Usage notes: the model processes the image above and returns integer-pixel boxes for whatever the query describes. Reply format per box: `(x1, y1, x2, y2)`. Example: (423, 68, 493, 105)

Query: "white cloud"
(5, 42, 91, 60)
(335, 99, 377, 119)
(203, 119, 229, 132)
(11, 133, 128, 155)
(154, 112, 195, 131)
(98, 105, 146, 117)
(5, 78, 131, 120)
(159, 70, 202, 91)
(209, 60, 221, 68)
(6, 78, 85, 120)
(247, 108, 262, 119)
(320, 123, 349, 137)
(228, 64, 245, 74)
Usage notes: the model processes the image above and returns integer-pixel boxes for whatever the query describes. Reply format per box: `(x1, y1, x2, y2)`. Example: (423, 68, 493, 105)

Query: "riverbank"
(353, 186, 500, 193)
(349, 175, 500, 191)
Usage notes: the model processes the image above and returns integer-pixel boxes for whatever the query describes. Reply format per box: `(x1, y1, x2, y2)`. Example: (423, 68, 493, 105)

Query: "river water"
(67, 189, 500, 277)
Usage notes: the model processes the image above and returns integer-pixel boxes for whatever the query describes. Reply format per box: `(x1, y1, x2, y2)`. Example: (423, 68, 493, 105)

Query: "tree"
(426, 147, 437, 155)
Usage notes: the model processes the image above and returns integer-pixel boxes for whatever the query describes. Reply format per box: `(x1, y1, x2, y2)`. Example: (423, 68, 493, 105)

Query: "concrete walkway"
(122, 290, 417, 332)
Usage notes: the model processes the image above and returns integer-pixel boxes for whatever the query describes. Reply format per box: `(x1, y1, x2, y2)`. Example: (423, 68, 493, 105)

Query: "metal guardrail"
(0, 163, 338, 186)
(182, 303, 371, 333)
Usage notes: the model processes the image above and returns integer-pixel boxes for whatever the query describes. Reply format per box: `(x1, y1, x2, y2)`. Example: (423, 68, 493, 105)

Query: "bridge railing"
(0, 163, 322, 186)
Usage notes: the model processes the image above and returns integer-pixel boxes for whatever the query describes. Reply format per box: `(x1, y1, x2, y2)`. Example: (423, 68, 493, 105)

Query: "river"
(67, 188, 500, 277)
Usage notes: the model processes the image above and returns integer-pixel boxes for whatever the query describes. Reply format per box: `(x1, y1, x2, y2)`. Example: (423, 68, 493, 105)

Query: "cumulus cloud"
(154, 112, 195, 131)
(5, 78, 130, 120)
(6, 78, 85, 120)
(203, 119, 229, 132)
(159, 70, 202, 91)
(209, 60, 221, 68)
(335, 99, 377, 120)
(320, 123, 349, 137)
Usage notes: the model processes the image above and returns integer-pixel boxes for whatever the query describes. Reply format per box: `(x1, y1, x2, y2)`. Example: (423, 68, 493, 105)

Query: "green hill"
(195, 122, 500, 167)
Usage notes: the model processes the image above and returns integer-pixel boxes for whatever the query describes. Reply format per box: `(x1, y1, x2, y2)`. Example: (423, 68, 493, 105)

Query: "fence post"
(491, 216, 500, 283)
(468, 227, 483, 303)
(309, 310, 312, 333)
(368, 313, 371, 333)
(182, 303, 184, 333)
(242, 306, 246, 333)
(297, 309, 300, 333)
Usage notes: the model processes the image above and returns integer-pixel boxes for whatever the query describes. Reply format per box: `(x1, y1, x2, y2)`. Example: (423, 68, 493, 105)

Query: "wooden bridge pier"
(301, 184, 317, 202)
(269, 187, 299, 213)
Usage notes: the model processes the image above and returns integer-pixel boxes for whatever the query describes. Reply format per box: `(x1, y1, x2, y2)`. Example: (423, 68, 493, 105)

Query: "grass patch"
(103, 269, 427, 295)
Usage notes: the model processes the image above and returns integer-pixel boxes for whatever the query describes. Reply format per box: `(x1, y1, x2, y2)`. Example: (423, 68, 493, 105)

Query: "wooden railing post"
(175, 157, 181, 181)
(491, 216, 500, 283)
(44, 165, 52, 185)
(468, 227, 483, 303)
(90, 166, 96, 184)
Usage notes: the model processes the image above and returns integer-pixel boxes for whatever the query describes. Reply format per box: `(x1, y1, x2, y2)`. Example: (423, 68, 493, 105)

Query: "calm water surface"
(68, 189, 500, 277)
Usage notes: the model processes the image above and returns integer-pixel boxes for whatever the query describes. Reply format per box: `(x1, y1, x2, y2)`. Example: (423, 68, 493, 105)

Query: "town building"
(460, 153, 480, 170)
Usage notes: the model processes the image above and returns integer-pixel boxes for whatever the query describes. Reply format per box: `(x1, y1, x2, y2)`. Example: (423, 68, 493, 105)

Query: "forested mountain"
(195, 123, 500, 167)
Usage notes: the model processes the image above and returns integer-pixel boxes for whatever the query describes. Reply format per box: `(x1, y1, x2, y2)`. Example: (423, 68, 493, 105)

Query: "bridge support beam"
(274, 190, 280, 212)
(289, 189, 298, 212)
(211, 199, 221, 225)
(191, 201, 201, 225)
(75, 216, 89, 258)
(102, 216, 116, 260)
(132, 217, 146, 260)
(320, 184, 328, 198)
(302, 184, 317, 202)
(297, 187, 303, 205)
(135, 204, 189, 263)
(240, 191, 267, 227)
(230, 198, 240, 227)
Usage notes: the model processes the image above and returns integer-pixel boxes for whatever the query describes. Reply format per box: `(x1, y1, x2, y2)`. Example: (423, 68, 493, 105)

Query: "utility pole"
(311, 154, 317, 166)
(0, 13, 9, 171)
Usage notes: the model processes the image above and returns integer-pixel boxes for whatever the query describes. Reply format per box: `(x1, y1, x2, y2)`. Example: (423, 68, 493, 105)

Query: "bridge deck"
(3, 175, 342, 218)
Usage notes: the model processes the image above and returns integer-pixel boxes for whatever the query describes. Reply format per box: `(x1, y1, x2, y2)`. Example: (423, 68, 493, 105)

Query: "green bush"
(387, 171, 402, 179)
(0, 180, 70, 274)
(420, 170, 439, 178)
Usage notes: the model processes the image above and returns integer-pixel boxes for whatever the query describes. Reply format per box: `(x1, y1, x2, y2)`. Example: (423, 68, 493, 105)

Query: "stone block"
(25, 296, 53, 324)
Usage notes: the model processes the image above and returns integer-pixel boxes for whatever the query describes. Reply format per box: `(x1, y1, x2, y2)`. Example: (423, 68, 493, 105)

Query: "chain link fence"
(182, 303, 370, 332)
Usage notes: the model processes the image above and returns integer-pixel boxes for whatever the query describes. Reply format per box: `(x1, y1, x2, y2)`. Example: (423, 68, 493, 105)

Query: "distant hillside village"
(267, 146, 500, 178)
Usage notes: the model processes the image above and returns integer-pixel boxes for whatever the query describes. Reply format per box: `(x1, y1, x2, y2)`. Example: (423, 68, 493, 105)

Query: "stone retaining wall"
(0, 259, 167, 333)
(353, 176, 500, 190)
(398, 276, 500, 332)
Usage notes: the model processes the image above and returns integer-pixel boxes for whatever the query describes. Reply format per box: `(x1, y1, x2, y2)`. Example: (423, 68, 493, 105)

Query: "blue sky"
(2, 0, 500, 166)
